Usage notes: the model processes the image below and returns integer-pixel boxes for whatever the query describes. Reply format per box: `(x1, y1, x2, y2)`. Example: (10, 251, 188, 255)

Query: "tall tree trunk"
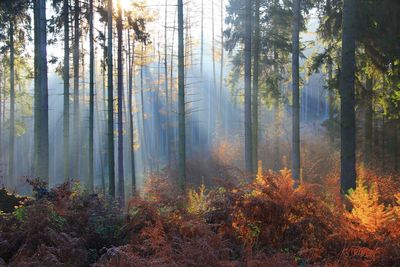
(292, 0, 301, 183)
(101, 23, 107, 194)
(88, 0, 94, 192)
(156, 36, 161, 170)
(73, 0, 80, 179)
(140, 44, 148, 173)
(273, 47, 281, 171)
(178, 0, 186, 190)
(164, 0, 171, 166)
(244, 0, 253, 173)
(211, 0, 216, 141)
(107, 0, 115, 197)
(63, 0, 70, 183)
(8, 19, 15, 187)
(364, 78, 373, 165)
(128, 30, 136, 195)
(170, 11, 176, 159)
(326, 0, 334, 144)
(340, 0, 356, 193)
(328, 60, 334, 143)
(219, 0, 224, 133)
(252, 0, 260, 173)
(0, 59, 2, 170)
(117, 0, 125, 205)
(200, 0, 204, 76)
(34, 0, 49, 183)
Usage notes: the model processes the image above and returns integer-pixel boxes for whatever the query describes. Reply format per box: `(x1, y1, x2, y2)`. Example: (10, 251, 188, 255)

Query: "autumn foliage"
(1, 166, 400, 266)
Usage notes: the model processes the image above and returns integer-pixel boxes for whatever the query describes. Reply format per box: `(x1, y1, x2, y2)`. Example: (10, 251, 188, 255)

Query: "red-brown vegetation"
(1, 164, 400, 266)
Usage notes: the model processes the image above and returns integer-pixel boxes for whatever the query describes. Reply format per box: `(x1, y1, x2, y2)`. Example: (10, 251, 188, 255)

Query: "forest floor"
(1, 162, 400, 267)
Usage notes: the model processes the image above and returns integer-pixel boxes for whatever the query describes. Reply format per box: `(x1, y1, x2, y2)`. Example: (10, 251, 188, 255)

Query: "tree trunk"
(211, 0, 216, 141)
(178, 0, 186, 190)
(73, 0, 80, 179)
(252, 0, 260, 173)
(63, 0, 70, 183)
(128, 30, 136, 195)
(34, 0, 49, 183)
(117, 0, 125, 205)
(88, 0, 94, 192)
(218, 0, 224, 137)
(200, 0, 204, 76)
(340, 0, 357, 193)
(140, 44, 148, 173)
(292, 0, 301, 183)
(244, 0, 253, 173)
(101, 23, 107, 194)
(107, 0, 115, 197)
(164, 0, 171, 167)
(0, 59, 2, 171)
(8, 19, 15, 187)
(328, 60, 334, 143)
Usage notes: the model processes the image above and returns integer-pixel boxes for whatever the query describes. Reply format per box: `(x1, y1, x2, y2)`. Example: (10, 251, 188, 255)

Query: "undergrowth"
(1, 166, 400, 266)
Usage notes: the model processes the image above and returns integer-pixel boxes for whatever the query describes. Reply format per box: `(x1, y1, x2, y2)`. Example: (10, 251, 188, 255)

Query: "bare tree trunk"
(107, 0, 115, 197)
(200, 0, 204, 76)
(211, 0, 216, 141)
(178, 0, 186, 190)
(34, 0, 49, 183)
(101, 23, 107, 194)
(292, 0, 301, 183)
(328, 60, 334, 143)
(63, 0, 70, 183)
(140, 44, 148, 173)
(340, 0, 357, 193)
(155, 37, 162, 171)
(164, 0, 171, 166)
(244, 0, 253, 173)
(0, 59, 2, 171)
(116, 0, 125, 205)
(88, 0, 94, 192)
(252, 0, 260, 172)
(73, 0, 80, 179)
(219, 0, 224, 134)
(128, 30, 136, 196)
(8, 19, 15, 187)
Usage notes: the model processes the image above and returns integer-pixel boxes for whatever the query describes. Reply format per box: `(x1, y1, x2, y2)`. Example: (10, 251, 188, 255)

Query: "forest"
(0, 0, 400, 266)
